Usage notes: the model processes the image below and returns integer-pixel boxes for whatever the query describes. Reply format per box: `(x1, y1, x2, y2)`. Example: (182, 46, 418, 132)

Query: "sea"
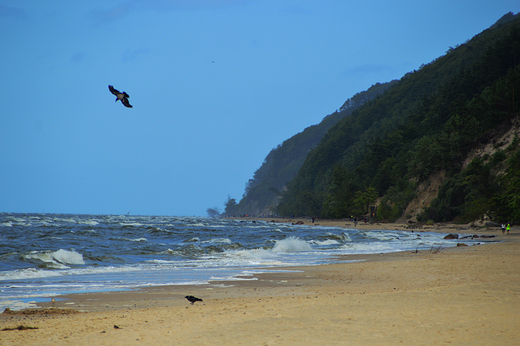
(0, 213, 490, 311)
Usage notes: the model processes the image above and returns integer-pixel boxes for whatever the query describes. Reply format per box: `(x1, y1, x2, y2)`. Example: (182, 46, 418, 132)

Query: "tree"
(224, 195, 238, 216)
(206, 207, 221, 218)
(352, 186, 377, 215)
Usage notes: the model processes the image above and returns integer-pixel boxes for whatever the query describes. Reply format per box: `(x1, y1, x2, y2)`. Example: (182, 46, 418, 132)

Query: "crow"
(109, 85, 132, 108)
(185, 295, 203, 305)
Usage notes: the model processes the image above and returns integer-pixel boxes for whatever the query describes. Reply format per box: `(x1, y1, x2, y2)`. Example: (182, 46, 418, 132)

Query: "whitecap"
(272, 237, 312, 253)
(202, 238, 232, 244)
(126, 238, 147, 242)
(311, 239, 339, 246)
(51, 249, 85, 265)
(22, 249, 85, 268)
(79, 220, 99, 226)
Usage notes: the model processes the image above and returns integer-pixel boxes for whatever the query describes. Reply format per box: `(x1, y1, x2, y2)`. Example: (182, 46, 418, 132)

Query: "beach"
(1, 220, 518, 345)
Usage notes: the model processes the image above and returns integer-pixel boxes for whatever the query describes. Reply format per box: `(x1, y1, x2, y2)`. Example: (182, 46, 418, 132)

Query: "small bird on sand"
(185, 295, 203, 305)
(108, 85, 132, 108)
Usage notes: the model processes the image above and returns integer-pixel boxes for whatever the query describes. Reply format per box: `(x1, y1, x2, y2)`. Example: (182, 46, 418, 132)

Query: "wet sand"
(1, 220, 519, 345)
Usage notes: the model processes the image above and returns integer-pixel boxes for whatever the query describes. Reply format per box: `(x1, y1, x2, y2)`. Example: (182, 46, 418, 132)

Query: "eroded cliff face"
(399, 171, 446, 223)
(399, 116, 520, 223)
(461, 117, 520, 170)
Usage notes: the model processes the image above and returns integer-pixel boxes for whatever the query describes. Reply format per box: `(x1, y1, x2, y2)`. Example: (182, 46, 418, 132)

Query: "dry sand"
(1, 220, 519, 345)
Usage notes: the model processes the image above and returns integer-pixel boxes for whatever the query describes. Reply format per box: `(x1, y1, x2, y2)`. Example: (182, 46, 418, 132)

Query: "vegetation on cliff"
(222, 12, 520, 223)
(225, 81, 397, 216)
(276, 12, 520, 223)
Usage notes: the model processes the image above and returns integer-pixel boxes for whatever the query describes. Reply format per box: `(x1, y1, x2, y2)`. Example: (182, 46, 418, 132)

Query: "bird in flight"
(109, 85, 132, 108)
(185, 295, 203, 305)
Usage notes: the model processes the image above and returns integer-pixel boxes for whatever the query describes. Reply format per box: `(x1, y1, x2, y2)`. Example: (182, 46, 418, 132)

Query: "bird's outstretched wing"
(108, 85, 120, 96)
(121, 97, 133, 108)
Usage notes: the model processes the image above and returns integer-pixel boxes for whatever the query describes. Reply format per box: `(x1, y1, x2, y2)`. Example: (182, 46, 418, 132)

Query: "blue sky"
(1, 1, 518, 216)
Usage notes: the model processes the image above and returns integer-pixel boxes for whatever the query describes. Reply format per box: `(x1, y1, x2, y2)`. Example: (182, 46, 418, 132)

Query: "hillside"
(224, 81, 397, 216)
(277, 12, 520, 223)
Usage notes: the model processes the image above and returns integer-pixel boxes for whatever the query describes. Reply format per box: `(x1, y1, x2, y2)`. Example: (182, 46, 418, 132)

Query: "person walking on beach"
(501, 223, 506, 234)
(506, 223, 511, 235)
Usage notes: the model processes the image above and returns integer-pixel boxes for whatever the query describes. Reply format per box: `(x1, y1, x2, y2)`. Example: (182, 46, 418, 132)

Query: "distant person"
(506, 223, 511, 235)
(311, 217, 315, 223)
(354, 217, 358, 227)
(501, 223, 506, 234)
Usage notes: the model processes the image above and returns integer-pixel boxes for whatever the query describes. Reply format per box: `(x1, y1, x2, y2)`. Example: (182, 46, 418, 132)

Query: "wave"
(78, 220, 99, 226)
(272, 237, 312, 253)
(21, 249, 85, 269)
(125, 237, 147, 242)
(216, 237, 313, 267)
(201, 238, 232, 244)
(311, 239, 340, 246)
(120, 223, 144, 228)
(0, 264, 142, 281)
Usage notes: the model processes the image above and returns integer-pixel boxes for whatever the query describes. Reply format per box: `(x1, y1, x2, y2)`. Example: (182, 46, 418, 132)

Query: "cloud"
(89, 2, 136, 25)
(122, 48, 151, 62)
(0, 4, 28, 19)
(70, 52, 86, 63)
(343, 64, 394, 76)
(88, 0, 250, 24)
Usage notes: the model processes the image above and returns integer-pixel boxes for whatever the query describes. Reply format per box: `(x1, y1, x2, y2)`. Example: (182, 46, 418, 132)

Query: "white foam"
(79, 220, 99, 226)
(209, 275, 258, 281)
(120, 222, 143, 227)
(202, 238, 232, 244)
(0, 299, 39, 311)
(312, 239, 339, 246)
(229, 248, 277, 260)
(17, 249, 84, 271)
(126, 238, 147, 242)
(272, 237, 312, 253)
(52, 249, 84, 265)
(340, 242, 404, 254)
(22, 252, 67, 269)
(0, 267, 60, 280)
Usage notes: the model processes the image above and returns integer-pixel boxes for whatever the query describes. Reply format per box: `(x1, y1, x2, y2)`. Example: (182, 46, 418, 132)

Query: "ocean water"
(0, 213, 487, 310)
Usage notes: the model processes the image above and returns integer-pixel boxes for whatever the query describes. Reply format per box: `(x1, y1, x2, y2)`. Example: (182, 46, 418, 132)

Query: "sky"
(1, 1, 518, 217)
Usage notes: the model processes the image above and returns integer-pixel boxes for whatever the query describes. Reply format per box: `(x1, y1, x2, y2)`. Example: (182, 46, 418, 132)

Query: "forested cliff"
(225, 81, 397, 216)
(228, 12, 520, 223)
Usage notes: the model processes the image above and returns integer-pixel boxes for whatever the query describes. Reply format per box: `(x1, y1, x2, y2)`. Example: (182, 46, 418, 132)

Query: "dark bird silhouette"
(109, 85, 132, 108)
(185, 295, 203, 305)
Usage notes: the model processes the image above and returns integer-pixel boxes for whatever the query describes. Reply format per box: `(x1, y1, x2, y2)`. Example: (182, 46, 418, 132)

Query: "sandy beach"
(1, 220, 519, 345)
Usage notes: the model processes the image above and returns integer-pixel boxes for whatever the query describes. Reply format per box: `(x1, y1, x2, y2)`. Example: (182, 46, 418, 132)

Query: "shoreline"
(230, 216, 509, 234)
(1, 221, 518, 345)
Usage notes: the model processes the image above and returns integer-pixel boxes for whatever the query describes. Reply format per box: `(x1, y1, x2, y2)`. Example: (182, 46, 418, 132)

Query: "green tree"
(352, 186, 377, 215)
(224, 195, 239, 216)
